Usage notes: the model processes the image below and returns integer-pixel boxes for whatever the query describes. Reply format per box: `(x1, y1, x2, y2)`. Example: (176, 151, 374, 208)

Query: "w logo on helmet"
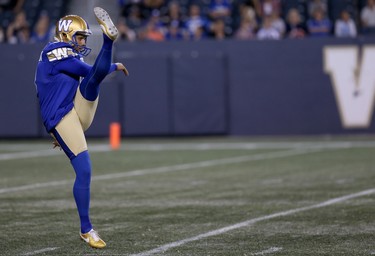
(58, 19, 73, 32)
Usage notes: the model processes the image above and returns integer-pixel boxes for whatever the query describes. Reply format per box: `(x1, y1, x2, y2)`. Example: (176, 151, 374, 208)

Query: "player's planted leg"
(51, 111, 106, 249)
(71, 151, 106, 249)
(71, 151, 92, 233)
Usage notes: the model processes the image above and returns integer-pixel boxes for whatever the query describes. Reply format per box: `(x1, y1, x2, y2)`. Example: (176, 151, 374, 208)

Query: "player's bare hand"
(116, 63, 129, 76)
(52, 140, 61, 150)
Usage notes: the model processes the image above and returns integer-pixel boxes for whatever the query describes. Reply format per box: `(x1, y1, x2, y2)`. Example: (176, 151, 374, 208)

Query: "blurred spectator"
(307, 7, 331, 37)
(256, 15, 281, 39)
(120, 0, 147, 24)
(161, 1, 187, 40)
(161, 0, 189, 41)
(0, 0, 24, 13)
(139, 10, 165, 41)
(6, 10, 30, 43)
(209, 18, 229, 40)
(360, 0, 375, 34)
(308, 0, 328, 18)
(126, 5, 145, 33)
(185, 4, 209, 38)
(144, 0, 165, 9)
(285, 8, 307, 39)
(161, 1, 185, 28)
(117, 17, 137, 41)
(208, 0, 232, 20)
(334, 10, 357, 38)
(270, 10, 285, 36)
(143, 0, 166, 18)
(260, 0, 281, 17)
(190, 25, 206, 40)
(165, 20, 185, 40)
(234, 5, 257, 40)
(244, 0, 261, 19)
(30, 11, 52, 43)
(234, 17, 256, 40)
(234, 0, 260, 27)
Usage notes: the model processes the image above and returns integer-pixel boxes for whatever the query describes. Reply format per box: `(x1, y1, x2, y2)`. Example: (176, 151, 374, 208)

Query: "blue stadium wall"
(1, 37, 375, 138)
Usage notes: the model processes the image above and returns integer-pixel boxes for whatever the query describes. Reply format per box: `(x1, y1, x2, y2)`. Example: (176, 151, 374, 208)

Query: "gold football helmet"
(55, 15, 92, 56)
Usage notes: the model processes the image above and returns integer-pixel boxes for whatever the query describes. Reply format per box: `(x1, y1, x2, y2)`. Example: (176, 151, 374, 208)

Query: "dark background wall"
(1, 38, 375, 138)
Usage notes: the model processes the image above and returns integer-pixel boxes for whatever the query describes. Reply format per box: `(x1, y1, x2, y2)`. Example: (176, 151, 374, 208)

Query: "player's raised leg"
(74, 7, 119, 131)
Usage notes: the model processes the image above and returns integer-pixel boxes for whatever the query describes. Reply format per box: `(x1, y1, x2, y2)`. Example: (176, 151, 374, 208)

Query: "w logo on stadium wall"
(324, 46, 375, 128)
(58, 19, 73, 32)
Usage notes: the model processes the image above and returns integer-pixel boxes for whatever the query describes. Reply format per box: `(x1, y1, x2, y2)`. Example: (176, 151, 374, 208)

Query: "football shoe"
(94, 7, 118, 41)
(80, 229, 106, 249)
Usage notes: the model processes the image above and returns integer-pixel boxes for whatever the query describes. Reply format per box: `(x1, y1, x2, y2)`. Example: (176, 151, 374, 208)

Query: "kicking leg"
(74, 7, 119, 130)
(74, 89, 99, 131)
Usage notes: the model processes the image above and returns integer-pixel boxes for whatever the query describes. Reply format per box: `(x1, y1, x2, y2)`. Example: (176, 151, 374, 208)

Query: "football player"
(34, 7, 128, 249)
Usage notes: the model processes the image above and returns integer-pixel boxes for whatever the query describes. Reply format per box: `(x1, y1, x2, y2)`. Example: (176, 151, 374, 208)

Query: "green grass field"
(0, 136, 374, 256)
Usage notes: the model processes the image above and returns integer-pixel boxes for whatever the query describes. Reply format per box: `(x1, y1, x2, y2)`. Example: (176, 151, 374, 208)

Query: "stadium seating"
(328, 0, 358, 22)
(0, 0, 372, 43)
(22, 0, 69, 30)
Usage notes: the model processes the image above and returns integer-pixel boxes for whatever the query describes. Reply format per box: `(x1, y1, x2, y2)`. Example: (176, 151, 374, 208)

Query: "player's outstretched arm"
(115, 63, 129, 76)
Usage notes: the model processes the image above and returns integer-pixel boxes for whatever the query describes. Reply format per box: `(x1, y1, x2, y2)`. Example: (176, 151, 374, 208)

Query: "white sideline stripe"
(2, 140, 375, 161)
(252, 247, 283, 255)
(130, 188, 375, 256)
(0, 149, 60, 160)
(22, 247, 59, 256)
(121, 141, 375, 151)
(0, 180, 72, 194)
(0, 145, 111, 161)
(93, 148, 319, 181)
(0, 148, 319, 194)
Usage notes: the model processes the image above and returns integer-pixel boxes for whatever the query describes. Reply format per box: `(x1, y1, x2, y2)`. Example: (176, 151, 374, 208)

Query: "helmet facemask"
(69, 32, 92, 56)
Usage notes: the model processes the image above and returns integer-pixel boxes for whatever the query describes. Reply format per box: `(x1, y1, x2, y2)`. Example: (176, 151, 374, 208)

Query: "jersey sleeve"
(54, 57, 92, 77)
(46, 45, 118, 77)
(56, 61, 118, 76)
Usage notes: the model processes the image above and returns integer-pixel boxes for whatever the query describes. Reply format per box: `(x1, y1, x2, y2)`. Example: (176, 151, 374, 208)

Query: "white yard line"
(2, 141, 375, 161)
(120, 141, 375, 151)
(130, 188, 375, 256)
(0, 148, 319, 195)
(0, 180, 72, 194)
(251, 247, 283, 255)
(0, 145, 110, 161)
(0, 149, 60, 160)
(22, 247, 59, 256)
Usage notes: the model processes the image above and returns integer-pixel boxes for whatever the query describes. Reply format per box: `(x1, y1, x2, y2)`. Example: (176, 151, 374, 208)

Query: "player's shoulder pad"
(44, 42, 78, 62)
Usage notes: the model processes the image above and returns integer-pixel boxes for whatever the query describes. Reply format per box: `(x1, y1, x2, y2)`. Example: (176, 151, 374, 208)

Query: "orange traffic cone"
(109, 122, 121, 150)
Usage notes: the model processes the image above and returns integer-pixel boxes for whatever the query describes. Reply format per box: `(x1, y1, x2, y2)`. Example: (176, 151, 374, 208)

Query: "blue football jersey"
(35, 42, 90, 132)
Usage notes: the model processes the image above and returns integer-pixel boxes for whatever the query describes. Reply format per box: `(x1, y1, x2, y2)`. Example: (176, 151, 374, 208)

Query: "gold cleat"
(80, 229, 106, 249)
(93, 7, 118, 41)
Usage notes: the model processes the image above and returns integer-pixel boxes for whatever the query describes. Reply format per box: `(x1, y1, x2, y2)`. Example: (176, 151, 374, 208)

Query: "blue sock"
(71, 151, 92, 233)
(79, 34, 113, 101)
